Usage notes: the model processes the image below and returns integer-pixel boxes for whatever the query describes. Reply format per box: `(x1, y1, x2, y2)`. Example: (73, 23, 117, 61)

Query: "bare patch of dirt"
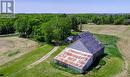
(0, 36, 38, 66)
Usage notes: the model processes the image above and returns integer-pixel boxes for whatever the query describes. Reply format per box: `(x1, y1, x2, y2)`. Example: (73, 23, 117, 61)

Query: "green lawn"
(95, 34, 122, 58)
(0, 44, 54, 77)
(0, 34, 123, 77)
(129, 64, 130, 75)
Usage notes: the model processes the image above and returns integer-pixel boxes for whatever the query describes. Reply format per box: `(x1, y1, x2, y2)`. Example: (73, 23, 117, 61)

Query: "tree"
(114, 16, 124, 25)
(70, 16, 78, 31)
(14, 17, 33, 37)
(42, 22, 54, 43)
(41, 16, 71, 43)
(32, 25, 44, 41)
(53, 29, 62, 42)
(0, 19, 15, 35)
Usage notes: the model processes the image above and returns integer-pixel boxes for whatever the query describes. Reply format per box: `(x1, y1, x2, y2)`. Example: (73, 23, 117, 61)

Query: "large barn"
(54, 32, 105, 73)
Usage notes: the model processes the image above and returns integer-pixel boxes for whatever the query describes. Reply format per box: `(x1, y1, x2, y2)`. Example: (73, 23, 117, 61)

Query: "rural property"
(0, 13, 130, 77)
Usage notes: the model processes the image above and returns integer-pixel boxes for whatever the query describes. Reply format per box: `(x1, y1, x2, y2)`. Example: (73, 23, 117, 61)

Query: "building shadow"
(83, 53, 108, 74)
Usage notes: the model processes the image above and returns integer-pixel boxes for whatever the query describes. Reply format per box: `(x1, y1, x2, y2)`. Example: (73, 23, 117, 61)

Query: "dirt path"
(26, 46, 59, 70)
(83, 25, 130, 77)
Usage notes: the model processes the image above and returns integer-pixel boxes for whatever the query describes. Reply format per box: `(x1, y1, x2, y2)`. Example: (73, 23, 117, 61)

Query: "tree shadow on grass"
(0, 74, 4, 76)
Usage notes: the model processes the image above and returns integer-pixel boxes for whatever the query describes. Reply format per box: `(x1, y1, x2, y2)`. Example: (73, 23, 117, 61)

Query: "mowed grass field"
(0, 36, 38, 66)
(0, 34, 123, 77)
(0, 44, 54, 77)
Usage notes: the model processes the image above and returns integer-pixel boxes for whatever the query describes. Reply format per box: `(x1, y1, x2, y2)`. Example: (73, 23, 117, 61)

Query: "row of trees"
(72, 14, 130, 25)
(0, 14, 130, 43)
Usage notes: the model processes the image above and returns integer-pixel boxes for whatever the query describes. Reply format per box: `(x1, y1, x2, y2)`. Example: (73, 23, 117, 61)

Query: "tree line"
(0, 14, 130, 43)
(70, 14, 130, 25)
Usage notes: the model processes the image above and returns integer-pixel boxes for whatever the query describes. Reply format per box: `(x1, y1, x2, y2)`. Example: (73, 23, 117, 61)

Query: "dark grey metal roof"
(68, 32, 104, 54)
(68, 40, 89, 52)
(79, 31, 93, 38)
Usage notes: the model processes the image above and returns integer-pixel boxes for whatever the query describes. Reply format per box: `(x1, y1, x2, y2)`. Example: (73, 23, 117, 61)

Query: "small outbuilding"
(54, 31, 105, 73)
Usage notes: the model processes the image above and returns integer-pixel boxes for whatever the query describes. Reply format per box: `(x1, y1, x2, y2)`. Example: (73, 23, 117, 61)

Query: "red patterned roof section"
(54, 48, 93, 69)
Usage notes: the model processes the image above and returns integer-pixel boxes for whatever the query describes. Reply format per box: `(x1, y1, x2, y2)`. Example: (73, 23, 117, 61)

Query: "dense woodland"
(0, 14, 130, 43)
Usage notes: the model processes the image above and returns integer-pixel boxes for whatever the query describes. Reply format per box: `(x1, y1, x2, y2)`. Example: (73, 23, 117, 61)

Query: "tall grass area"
(0, 44, 54, 77)
(0, 34, 123, 77)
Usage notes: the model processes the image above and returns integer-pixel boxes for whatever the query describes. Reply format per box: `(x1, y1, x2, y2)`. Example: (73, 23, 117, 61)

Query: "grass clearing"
(0, 34, 123, 77)
(0, 44, 54, 77)
(0, 36, 38, 66)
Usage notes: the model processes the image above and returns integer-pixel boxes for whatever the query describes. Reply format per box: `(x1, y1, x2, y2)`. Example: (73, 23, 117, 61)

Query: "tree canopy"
(0, 14, 130, 43)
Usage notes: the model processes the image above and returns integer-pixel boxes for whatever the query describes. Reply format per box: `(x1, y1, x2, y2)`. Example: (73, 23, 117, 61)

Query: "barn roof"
(79, 31, 93, 38)
(54, 32, 104, 71)
(54, 48, 92, 69)
(68, 32, 104, 54)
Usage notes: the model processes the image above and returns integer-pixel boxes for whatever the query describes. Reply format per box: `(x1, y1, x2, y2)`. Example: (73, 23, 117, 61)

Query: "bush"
(99, 59, 106, 66)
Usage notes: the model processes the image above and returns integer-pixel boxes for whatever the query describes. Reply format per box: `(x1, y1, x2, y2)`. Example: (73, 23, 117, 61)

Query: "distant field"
(0, 36, 38, 66)
(0, 34, 123, 77)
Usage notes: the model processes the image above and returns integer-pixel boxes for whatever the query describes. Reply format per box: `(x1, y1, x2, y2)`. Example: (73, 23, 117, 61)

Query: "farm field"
(0, 44, 54, 77)
(0, 36, 38, 66)
(0, 34, 123, 77)
(82, 25, 130, 77)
